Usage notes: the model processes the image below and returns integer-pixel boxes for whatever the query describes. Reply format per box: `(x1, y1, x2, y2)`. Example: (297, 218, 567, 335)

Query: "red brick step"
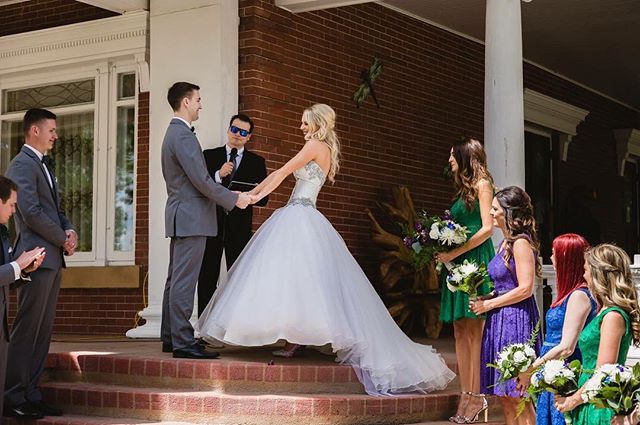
(39, 381, 458, 425)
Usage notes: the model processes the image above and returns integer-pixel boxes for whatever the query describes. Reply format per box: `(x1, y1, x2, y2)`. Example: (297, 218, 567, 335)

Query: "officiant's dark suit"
(198, 114, 268, 315)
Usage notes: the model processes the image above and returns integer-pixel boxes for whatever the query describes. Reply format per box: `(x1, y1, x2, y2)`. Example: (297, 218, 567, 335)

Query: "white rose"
(513, 351, 526, 364)
(429, 223, 440, 240)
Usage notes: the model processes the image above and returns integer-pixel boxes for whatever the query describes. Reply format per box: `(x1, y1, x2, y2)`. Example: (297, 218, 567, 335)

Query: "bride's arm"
(248, 140, 324, 202)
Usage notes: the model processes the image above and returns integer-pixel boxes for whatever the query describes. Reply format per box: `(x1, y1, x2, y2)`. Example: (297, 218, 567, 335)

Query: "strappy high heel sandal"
(449, 391, 471, 423)
(272, 344, 306, 358)
(460, 393, 488, 423)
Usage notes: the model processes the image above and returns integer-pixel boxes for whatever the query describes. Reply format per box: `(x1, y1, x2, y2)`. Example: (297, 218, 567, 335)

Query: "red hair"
(551, 233, 590, 308)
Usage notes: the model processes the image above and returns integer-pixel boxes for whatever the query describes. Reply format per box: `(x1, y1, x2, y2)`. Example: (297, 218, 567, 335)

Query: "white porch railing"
(536, 255, 640, 365)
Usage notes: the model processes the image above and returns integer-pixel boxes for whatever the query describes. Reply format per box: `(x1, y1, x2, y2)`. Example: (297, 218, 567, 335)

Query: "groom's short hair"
(167, 82, 200, 111)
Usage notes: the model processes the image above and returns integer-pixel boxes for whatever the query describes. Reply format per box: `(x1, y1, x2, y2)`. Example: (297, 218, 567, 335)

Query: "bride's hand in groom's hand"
(235, 193, 250, 209)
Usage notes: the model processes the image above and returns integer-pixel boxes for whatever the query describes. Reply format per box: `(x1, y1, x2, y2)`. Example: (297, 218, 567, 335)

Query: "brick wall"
(0, 0, 117, 37)
(2, 0, 145, 335)
(239, 0, 639, 287)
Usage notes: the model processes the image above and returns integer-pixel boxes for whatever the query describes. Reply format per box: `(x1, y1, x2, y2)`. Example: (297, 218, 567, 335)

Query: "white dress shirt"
(214, 145, 245, 184)
(24, 144, 53, 189)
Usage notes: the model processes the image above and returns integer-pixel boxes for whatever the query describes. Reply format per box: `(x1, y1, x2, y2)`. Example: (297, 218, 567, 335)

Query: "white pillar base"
(125, 305, 162, 338)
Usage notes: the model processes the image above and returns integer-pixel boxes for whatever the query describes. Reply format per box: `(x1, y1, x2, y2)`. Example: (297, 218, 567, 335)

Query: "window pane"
(2, 79, 95, 114)
(114, 107, 135, 252)
(51, 112, 94, 252)
(118, 73, 135, 100)
(0, 120, 24, 174)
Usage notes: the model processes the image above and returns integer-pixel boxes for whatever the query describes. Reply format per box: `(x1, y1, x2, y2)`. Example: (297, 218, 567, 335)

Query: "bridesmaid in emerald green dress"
(555, 244, 640, 425)
(435, 137, 495, 423)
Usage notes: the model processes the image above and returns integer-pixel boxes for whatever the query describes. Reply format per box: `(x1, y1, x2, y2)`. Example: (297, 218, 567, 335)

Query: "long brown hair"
(452, 137, 494, 210)
(585, 244, 640, 346)
(495, 186, 541, 277)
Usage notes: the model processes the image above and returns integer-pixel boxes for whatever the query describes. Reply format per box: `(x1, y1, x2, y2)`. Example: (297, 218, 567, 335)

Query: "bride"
(196, 103, 455, 396)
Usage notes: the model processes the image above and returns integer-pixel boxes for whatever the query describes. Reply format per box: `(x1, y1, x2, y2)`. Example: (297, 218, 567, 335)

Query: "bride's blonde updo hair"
(585, 244, 640, 345)
(302, 103, 340, 183)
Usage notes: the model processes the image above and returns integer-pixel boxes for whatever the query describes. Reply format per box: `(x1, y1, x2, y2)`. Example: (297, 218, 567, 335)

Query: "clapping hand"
(16, 247, 46, 273)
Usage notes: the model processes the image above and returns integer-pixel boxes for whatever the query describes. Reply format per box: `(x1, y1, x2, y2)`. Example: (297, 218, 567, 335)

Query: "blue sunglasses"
(230, 126, 250, 137)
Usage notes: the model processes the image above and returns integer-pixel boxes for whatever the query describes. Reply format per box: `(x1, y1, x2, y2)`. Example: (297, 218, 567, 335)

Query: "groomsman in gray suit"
(0, 176, 46, 419)
(160, 82, 250, 359)
(4, 108, 76, 418)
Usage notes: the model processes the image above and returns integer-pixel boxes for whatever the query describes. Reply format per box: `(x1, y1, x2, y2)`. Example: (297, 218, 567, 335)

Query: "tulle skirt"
(196, 203, 455, 396)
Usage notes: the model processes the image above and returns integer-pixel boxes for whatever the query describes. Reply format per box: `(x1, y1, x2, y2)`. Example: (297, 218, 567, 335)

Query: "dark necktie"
(222, 150, 238, 188)
(190, 126, 195, 133)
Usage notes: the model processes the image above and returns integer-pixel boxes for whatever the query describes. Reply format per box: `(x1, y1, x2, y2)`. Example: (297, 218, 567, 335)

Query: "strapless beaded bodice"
(287, 160, 326, 208)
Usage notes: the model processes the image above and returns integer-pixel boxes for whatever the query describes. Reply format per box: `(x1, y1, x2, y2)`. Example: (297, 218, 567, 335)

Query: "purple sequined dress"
(480, 240, 541, 397)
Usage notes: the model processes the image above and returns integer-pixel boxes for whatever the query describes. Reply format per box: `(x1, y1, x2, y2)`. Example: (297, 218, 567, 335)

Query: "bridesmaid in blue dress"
(470, 186, 541, 425)
(517, 234, 597, 425)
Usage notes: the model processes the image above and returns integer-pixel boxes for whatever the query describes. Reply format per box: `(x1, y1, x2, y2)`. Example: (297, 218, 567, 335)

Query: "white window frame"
(0, 60, 139, 266)
(107, 64, 138, 264)
(0, 11, 148, 267)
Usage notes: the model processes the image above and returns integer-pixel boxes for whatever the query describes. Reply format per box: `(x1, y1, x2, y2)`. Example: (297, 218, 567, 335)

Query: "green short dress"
(572, 306, 633, 425)
(439, 197, 495, 323)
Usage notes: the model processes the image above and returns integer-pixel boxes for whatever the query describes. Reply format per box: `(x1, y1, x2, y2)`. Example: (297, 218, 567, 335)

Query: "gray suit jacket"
(162, 119, 238, 237)
(5, 145, 74, 271)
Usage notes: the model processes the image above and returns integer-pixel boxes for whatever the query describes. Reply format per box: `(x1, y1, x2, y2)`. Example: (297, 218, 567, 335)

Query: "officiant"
(198, 114, 268, 316)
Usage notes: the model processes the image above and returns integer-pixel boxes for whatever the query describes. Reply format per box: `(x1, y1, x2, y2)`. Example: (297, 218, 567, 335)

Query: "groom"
(160, 82, 250, 359)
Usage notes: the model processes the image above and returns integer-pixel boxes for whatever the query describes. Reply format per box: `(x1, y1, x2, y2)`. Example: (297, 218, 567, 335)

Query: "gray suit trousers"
(161, 236, 206, 350)
(5, 268, 61, 406)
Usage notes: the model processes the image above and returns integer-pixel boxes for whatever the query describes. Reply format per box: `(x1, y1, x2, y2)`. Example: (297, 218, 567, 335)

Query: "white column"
(127, 0, 239, 338)
(484, 0, 525, 190)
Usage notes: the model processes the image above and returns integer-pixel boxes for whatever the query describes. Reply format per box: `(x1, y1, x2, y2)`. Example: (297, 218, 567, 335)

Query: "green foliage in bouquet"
(401, 210, 468, 271)
(583, 363, 640, 416)
(446, 260, 491, 299)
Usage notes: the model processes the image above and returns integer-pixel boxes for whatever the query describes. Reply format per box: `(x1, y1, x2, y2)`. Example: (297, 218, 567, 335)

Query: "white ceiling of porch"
(381, 0, 640, 110)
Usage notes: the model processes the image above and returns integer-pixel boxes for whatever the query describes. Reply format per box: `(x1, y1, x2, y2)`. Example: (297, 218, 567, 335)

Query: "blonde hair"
(302, 104, 340, 183)
(585, 244, 640, 345)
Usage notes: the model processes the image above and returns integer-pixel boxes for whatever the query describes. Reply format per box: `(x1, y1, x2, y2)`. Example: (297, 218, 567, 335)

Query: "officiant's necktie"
(222, 149, 238, 188)
(42, 155, 59, 205)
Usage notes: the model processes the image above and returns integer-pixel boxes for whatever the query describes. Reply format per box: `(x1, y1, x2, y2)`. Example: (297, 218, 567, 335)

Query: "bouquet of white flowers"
(524, 359, 582, 424)
(581, 363, 640, 416)
(488, 321, 541, 383)
(489, 343, 537, 382)
(402, 210, 468, 271)
(446, 260, 491, 299)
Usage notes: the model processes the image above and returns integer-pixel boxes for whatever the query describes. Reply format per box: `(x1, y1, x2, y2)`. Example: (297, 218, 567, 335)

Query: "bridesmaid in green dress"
(435, 137, 495, 423)
(555, 244, 640, 425)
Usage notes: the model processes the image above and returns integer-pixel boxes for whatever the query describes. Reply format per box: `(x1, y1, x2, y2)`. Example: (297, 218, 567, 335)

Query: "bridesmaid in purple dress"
(470, 186, 541, 425)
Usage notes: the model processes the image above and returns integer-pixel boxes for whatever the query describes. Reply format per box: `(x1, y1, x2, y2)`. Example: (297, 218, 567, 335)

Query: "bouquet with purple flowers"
(402, 210, 469, 271)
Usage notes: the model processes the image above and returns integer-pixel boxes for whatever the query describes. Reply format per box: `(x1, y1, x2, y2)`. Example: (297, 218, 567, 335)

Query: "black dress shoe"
(163, 340, 206, 353)
(3, 403, 44, 419)
(173, 344, 220, 359)
(29, 400, 63, 416)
